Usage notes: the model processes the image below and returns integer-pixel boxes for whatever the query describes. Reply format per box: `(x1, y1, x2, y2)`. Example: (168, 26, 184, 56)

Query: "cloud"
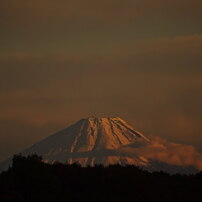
(121, 136, 202, 170)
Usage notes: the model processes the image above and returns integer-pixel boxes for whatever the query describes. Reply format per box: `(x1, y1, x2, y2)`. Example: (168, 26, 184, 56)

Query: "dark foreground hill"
(0, 154, 202, 202)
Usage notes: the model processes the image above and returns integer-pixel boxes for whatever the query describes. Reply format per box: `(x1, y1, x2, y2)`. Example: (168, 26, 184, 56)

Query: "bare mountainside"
(0, 117, 198, 174)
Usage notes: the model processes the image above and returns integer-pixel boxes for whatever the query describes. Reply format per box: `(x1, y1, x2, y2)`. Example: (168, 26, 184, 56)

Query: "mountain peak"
(81, 116, 149, 142)
(0, 117, 150, 170)
(84, 116, 123, 121)
(17, 117, 149, 165)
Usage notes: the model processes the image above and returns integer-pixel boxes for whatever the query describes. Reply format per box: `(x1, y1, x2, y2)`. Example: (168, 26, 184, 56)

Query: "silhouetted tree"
(0, 154, 202, 202)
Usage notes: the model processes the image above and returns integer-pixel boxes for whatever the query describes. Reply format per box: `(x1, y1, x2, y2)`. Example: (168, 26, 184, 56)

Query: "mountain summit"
(68, 117, 150, 151)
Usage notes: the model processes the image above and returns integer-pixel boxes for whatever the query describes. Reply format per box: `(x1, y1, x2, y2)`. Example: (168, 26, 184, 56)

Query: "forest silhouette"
(0, 154, 202, 202)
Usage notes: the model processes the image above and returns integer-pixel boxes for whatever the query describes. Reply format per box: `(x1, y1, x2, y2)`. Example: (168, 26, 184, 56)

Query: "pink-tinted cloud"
(121, 136, 202, 170)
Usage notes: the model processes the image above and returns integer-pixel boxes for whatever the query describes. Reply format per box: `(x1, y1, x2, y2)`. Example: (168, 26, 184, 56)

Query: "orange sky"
(0, 0, 202, 161)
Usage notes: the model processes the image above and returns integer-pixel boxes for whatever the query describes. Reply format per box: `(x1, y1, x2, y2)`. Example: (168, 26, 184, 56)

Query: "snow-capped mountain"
(0, 117, 198, 174)
(22, 117, 150, 166)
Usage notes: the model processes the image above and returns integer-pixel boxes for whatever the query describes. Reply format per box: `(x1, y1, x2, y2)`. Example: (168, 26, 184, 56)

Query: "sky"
(0, 0, 202, 162)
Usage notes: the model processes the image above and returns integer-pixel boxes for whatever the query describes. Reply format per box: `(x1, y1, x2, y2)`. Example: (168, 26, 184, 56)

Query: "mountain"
(0, 117, 198, 174)
(23, 117, 150, 166)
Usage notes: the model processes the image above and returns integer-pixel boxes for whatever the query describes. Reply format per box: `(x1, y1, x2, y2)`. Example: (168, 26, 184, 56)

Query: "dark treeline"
(0, 155, 202, 202)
